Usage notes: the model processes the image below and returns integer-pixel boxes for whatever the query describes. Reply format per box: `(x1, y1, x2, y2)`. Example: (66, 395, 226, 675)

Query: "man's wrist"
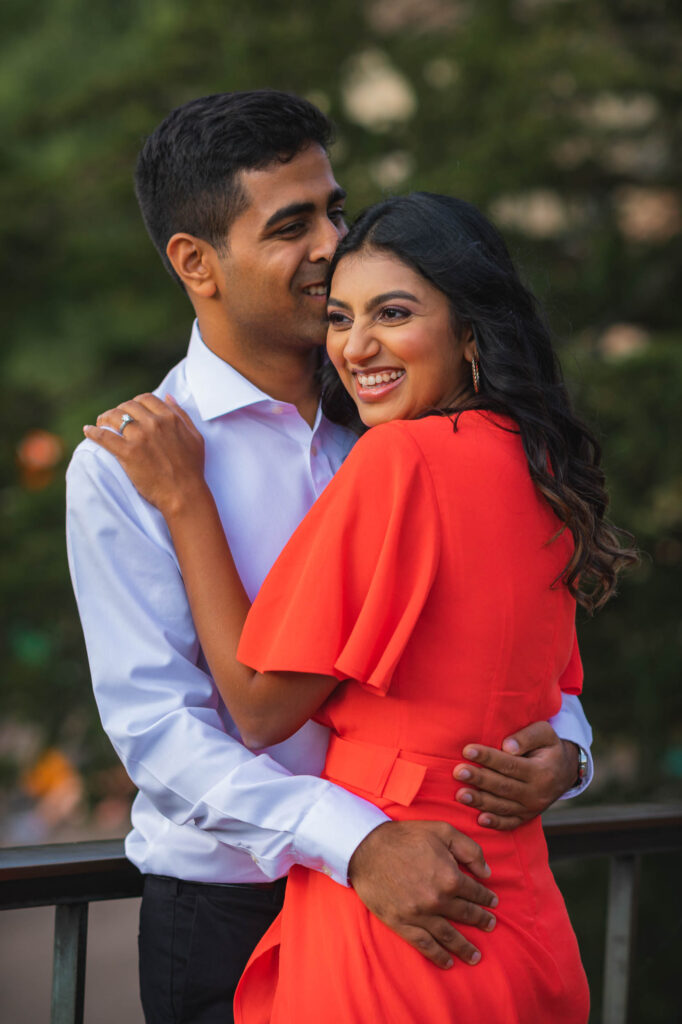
(559, 739, 580, 792)
(558, 740, 592, 799)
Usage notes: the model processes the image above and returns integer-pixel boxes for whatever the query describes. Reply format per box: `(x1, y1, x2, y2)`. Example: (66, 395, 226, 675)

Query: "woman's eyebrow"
(365, 290, 420, 311)
(327, 290, 421, 312)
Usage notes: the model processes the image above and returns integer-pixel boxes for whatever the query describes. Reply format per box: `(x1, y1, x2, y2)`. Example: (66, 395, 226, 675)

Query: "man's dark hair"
(134, 90, 334, 282)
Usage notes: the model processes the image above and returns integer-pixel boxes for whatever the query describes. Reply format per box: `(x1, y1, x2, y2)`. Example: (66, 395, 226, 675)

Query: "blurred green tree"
(4, 0, 679, 793)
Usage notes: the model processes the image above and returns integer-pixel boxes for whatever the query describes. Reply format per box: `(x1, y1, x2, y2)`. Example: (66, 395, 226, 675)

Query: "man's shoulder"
(67, 353, 192, 500)
(152, 353, 192, 403)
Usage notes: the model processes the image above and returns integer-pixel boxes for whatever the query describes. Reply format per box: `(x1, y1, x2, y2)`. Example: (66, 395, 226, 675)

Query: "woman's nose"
(343, 323, 381, 364)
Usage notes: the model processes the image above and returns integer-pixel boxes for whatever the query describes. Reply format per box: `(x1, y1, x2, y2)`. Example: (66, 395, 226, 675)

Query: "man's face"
(214, 144, 347, 355)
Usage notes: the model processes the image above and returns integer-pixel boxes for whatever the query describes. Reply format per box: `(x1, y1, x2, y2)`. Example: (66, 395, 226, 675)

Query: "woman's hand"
(83, 394, 207, 518)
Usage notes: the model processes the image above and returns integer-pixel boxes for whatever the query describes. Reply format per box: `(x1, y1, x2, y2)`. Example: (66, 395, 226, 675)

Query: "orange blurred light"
(16, 429, 64, 489)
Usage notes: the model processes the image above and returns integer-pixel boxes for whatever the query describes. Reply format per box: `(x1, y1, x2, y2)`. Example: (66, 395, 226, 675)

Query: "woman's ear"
(461, 325, 478, 364)
(166, 234, 218, 299)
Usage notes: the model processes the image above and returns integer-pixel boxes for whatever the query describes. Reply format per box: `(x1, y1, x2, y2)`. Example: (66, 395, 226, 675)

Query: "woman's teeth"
(356, 370, 405, 388)
(303, 285, 326, 295)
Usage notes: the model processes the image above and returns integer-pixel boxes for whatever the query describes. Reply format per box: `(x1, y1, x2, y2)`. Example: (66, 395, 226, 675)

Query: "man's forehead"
(237, 145, 343, 219)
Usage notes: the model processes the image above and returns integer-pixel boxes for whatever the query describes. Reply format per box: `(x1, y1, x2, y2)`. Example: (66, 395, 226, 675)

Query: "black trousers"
(138, 874, 286, 1024)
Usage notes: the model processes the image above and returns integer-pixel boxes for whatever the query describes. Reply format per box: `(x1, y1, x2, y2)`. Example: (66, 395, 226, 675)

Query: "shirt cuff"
(294, 783, 389, 886)
(550, 694, 594, 800)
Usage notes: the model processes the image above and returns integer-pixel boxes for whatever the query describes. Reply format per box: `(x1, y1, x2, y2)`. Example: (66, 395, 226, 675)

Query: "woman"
(86, 194, 634, 1022)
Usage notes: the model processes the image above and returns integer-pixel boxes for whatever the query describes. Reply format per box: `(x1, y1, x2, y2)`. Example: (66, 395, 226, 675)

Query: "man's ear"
(166, 233, 219, 298)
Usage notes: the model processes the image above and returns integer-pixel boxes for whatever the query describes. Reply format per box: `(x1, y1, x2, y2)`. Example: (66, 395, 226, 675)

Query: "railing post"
(602, 853, 639, 1024)
(51, 902, 89, 1024)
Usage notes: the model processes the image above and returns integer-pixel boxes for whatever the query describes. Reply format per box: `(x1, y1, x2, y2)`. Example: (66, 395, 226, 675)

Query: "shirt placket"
(268, 401, 336, 498)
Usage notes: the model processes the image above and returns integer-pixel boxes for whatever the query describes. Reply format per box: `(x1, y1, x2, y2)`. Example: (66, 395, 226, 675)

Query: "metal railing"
(1, 802, 681, 1024)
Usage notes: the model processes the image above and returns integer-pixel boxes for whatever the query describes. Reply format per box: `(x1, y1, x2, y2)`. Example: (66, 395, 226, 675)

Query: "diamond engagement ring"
(119, 413, 134, 434)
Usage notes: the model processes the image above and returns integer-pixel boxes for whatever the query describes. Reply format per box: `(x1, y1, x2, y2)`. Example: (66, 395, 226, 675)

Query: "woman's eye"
(327, 311, 351, 327)
(379, 306, 409, 322)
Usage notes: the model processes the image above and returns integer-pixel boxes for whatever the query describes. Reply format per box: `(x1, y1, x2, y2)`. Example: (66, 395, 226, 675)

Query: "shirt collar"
(186, 321, 275, 421)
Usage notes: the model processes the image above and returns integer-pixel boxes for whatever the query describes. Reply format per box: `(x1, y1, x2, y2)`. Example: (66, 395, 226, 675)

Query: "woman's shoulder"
(344, 412, 523, 478)
(336, 420, 438, 496)
(367, 411, 519, 450)
(347, 418, 426, 459)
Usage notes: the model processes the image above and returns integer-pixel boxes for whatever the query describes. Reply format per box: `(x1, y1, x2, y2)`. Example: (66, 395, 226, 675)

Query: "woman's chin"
(357, 404, 405, 428)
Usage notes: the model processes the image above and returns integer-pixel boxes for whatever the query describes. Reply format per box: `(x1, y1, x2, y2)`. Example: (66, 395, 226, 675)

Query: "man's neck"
(197, 317, 322, 429)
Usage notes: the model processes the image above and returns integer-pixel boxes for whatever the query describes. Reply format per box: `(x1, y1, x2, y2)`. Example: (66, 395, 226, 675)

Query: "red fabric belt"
(324, 734, 444, 807)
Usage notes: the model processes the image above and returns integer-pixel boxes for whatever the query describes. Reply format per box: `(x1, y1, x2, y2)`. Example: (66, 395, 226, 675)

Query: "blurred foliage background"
(1, 0, 680, 1018)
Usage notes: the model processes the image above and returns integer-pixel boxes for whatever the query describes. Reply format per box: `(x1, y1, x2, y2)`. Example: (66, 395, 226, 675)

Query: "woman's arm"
(84, 394, 338, 748)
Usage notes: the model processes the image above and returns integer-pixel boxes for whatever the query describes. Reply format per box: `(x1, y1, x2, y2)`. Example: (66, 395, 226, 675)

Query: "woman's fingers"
(82, 423, 128, 456)
(93, 394, 201, 446)
(85, 393, 205, 514)
(95, 399, 155, 434)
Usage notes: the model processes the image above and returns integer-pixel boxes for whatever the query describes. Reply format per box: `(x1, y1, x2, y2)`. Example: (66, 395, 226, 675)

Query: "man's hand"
(347, 820, 498, 969)
(453, 722, 579, 831)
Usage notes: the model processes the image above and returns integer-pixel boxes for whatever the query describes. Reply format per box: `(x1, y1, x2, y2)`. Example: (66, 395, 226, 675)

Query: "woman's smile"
(352, 367, 406, 399)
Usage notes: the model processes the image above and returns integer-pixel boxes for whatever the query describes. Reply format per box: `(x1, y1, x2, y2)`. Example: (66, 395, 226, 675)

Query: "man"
(67, 91, 592, 1023)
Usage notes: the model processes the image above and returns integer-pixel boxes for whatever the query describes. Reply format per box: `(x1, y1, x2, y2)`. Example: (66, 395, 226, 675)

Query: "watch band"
(575, 746, 588, 789)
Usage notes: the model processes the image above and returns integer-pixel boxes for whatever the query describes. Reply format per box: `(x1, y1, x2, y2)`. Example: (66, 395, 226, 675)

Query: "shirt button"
(271, 404, 284, 415)
(321, 865, 332, 877)
(311, 443, 318, 456)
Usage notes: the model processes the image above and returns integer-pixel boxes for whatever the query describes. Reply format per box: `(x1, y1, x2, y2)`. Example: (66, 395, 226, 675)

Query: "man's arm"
(452, 698, 593, 831)
(67, 444, 386, 881)
(67, 442, 496, 965)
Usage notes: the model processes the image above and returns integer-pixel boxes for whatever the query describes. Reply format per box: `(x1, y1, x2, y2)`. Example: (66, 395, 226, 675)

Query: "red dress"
(235, 413, 590, 1023)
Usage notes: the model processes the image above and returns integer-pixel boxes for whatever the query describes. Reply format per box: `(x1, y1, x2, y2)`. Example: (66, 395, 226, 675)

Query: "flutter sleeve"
(558, 628, 583, 695)
(237, 422, 440, 696)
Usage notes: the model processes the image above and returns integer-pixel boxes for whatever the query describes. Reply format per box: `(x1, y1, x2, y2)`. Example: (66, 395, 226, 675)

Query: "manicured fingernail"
(503, 738, 520, 754)
(480, 815, 492, 827)
(470, 951, 481, 965)
(486, 916, 496, 931)
(490, 894, 499, 908)
(445, 958, 454, 969)
(83, 425, 93, 432)
(458, 791, 473, 804)
(465, 747, 479, 759)
(455, 768, 471, 781)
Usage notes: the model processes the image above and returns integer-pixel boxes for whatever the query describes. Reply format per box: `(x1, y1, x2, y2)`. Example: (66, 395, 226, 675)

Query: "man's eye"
(329, 208, 346, 224)
(278, 222, 305, 236)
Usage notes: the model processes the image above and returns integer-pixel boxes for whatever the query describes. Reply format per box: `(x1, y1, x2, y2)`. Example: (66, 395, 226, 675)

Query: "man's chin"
(296, 320, 328, 349)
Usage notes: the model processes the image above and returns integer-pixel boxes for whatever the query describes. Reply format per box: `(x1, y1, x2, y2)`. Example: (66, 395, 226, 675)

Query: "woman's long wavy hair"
(321, 193, 637, 612)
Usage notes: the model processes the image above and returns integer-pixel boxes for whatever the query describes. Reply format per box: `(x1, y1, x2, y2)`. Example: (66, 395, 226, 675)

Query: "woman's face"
(326, 250, 474, 427)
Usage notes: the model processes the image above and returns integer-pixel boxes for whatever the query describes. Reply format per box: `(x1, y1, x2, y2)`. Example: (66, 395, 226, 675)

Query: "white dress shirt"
(66, 321, 593, 886)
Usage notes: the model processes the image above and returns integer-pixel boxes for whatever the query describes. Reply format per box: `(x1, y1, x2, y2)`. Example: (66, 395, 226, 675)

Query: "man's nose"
(310, 216, 344, 263)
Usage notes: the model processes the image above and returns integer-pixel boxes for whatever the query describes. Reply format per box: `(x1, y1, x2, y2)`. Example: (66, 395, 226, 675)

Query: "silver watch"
(575, 746, 588, 788)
